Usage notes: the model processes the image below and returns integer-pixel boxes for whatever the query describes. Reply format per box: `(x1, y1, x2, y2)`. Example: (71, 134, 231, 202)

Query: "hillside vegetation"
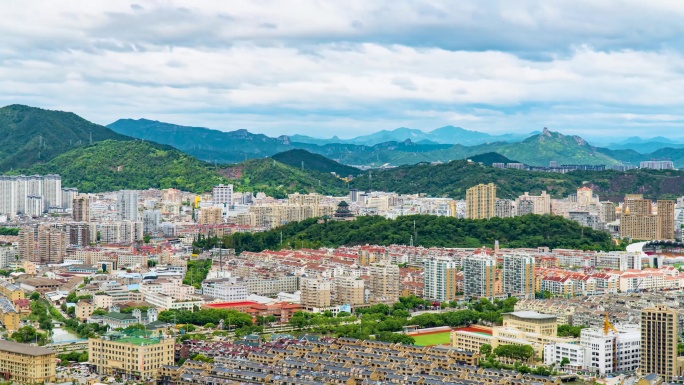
(217, 215, 620, 253)
(348, 160, 684, 200)
(496, 128, 618, 166)
(219, 158, 348, 199)
(0, 104, 130, 171)
(15, 140, 228, 193)
(272, 149, 362, 177)
(108, 118, 292, 163)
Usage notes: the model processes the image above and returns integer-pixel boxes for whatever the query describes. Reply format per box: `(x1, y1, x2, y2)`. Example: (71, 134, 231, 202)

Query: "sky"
(2, 1, 684, 141)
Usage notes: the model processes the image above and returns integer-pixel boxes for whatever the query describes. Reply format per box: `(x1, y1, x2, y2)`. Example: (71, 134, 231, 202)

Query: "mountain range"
(289, 126, 538, 146)
(108, 118, 684, 168)
(3, 105, 684, 200)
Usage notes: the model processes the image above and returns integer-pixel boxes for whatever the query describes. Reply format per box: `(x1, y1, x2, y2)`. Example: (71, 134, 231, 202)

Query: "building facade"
(503, 253, 535, 299)
(463, 254, 496, 299)
(423, 257, 460, 302)
(641, 305, 679, 381)
(466, 183, 496, 219)
(0, 340, 55, 384)
(89, 332, 174, 381)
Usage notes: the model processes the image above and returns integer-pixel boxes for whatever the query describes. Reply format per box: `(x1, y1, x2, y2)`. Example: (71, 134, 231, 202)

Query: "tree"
(493, 345, 535, 361)
(480, 344, 492, 356)
(560, 357, 570, 368)
(30, 292, 40, 301)
(67, 306, 75, 315)
(557, 324, 587, 338)
(92, 308, 108, 316)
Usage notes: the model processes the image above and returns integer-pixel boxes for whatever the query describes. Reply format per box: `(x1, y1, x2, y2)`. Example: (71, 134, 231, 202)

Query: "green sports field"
(412, 331, 451, 346)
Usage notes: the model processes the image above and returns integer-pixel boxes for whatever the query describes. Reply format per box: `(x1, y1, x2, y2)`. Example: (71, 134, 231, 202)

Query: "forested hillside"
(213, 214, 620, 253)
(16, 140, 227, 193)
(218, 158, 348, 198)
(272, 149, 362, 177)
(349, 160, 684, 201)
(0, 105, 130, 171)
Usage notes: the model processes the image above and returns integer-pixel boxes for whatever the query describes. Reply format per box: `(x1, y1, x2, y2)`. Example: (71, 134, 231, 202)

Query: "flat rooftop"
(115, 337, 161, 346)
(0, 339, 55, 356)
(504, 311, 556, 320)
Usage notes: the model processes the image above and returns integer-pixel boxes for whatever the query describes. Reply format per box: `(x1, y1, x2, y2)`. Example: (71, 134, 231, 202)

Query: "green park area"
(412, 331, 451, 346)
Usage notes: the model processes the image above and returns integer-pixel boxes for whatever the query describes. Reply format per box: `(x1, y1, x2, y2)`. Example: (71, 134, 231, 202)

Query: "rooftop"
(504, 311, 556, 320)
(0, 339, 55, 356)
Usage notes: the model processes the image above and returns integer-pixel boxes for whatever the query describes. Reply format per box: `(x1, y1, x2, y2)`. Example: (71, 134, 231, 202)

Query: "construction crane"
(603, 313, 619, 335)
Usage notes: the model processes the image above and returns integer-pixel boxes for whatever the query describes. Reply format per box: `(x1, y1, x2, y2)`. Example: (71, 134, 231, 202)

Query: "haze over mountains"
(289, 126, 538, 146)
(108, 117, 684, 168)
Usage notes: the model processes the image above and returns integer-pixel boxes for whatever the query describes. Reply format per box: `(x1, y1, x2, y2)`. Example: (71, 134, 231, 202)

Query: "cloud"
(0, 1, 683, 139)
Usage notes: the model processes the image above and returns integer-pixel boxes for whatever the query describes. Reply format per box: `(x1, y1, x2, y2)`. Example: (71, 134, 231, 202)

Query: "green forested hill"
(272, 149, 362, 177)
(0, 105, 130, 171)
(219, 158, 348, 198)
(348, 160, 684, 200)
(108, 118, 292, 163)
(496, 128, 619, 166)
(217, 214, 619, 253)
(15, 140, 228, 193)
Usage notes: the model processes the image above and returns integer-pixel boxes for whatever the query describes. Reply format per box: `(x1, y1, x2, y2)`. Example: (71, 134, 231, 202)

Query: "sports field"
(412, 331, 451, 346)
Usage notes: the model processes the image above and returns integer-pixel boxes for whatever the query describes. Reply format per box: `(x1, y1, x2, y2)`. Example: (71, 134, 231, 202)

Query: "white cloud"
(0, 1, 684, 139)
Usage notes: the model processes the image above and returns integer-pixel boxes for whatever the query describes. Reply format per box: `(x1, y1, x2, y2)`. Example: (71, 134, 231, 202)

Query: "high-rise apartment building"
(142, 210, 162, 234)
(621, 196, 675, 241)
(466, 183, 496, 219)
(96, 221, 143, 244)
(624, 195, 650, 216)
(576, 187, 597, 210)
(41, 174, 62, 211)
(37, 225, 67, 264)
(116, 190, 138, 221)
(516, 191, 551, 215)
(18, 228, 35, 261)
(462, 254, 496, 299)
(66, 222, 90, 247)
(212, 184, 233, 207)
(602, 201, 617, 223)
(288, 192, 321, 207)
(502, 253, 535, 299)
(494, 199, 515, 218)
(640, 160, 675, 170)
(657, 200, 675, 240)
(0, 174, 67, 215)
(300, 278, 331, 310)
(199, 207, 223, 225)
(333, 275, 364, 305)
(72, 194, 91, 222)
(61, 187, 78, 210)
(641, 305, 679, 381)
(368, 262, 400, 303)
(423, 257, 460, 302)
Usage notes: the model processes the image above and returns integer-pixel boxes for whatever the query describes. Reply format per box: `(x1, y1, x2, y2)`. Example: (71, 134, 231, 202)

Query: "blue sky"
(2, 1, 684, 141)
